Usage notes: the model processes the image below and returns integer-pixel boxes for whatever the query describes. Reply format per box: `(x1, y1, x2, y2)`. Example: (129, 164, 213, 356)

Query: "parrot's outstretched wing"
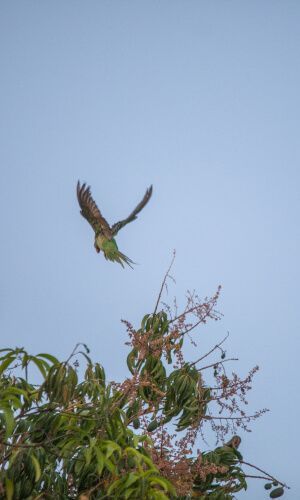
(111, 185, 153, 236)
(77, 181, 112, 238)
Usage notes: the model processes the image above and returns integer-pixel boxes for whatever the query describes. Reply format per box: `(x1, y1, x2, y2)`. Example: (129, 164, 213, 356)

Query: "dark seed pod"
(270, 487, 284, 498)
(147, 419, 159, 432)
(133, 418, 140, 429)
(265, 483, 272, 490)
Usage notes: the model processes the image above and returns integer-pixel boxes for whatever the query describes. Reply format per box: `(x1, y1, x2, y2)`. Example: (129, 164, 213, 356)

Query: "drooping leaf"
(31, 454, 41, 482)
(0, 356, 16, 375)
(5, 478, 14, 500)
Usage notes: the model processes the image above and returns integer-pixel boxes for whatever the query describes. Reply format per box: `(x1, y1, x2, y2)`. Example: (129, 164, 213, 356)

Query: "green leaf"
(31, 357, 48, 378)
(3, 395, 22, 410)
(3, 387, 30, 400)
(1, 407, 15, 438)
(21, 353, 28, 369)
(107, 478, 122, 495)
(36, 353, 59, 364)
(5, 478, 14, 500)
(123, 473, 139, 488)
(150, 476, 175, 494)
(104, 441, 121, 459)
(31, 454, 41, 482)
(141, 314, 150, 330)
(103, 457, 116, 474)
(127, 350, 137, 374)
(124, 487, 139, 499)
(0, 356, 15, 375)
(151, 491, 169, 500)
(95, 447, 104, 475)
(125, 447, 142, 461)
(84, 446, 93, 466)
(77, 351, 92, 365)
(82, 343, 90, 353)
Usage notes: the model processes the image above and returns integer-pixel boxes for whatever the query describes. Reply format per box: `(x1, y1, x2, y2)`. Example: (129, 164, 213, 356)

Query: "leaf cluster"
(0, 292, 288, 499)
(0, 347, 174, 499)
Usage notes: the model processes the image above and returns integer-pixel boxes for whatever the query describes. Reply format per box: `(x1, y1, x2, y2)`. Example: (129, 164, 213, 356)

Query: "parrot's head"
(94, 241, 100, 253)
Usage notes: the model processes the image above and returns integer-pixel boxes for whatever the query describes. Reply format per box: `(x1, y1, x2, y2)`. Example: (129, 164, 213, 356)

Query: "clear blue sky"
(1, 1, 299, 497)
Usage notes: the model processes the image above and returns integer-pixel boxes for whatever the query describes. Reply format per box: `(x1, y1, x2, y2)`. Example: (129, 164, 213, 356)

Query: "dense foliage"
(0, 269, 287, 499)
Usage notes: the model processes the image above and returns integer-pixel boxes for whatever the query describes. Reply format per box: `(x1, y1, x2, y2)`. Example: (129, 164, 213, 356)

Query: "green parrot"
(77, 181, 153, 268)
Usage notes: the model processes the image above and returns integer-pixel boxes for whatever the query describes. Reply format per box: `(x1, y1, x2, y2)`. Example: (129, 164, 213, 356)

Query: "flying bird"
(77, 181, 153, 268)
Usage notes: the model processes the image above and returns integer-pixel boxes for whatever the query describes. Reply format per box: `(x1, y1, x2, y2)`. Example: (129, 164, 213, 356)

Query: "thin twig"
(190, 333, 229, 367)
(243, 474, 274, 481)
(203, 415, 260, 421)
(65, 343, 80, 364)
(198, 358, 238, 371)
(241, 460, 289, 489)
(153, 250, 176, 316)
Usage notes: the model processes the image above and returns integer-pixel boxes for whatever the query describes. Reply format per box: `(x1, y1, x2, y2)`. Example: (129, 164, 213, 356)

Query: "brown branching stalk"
(116, 255, 283, 496)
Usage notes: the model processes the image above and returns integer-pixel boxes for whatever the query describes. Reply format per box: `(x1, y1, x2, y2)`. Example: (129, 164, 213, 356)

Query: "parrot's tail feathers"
(103, 248, 135, 269)
(117, 251, 135, 269)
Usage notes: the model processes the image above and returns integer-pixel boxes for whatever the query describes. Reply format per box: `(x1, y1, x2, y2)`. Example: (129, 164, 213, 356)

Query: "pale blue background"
(1, 1, 299, 497)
